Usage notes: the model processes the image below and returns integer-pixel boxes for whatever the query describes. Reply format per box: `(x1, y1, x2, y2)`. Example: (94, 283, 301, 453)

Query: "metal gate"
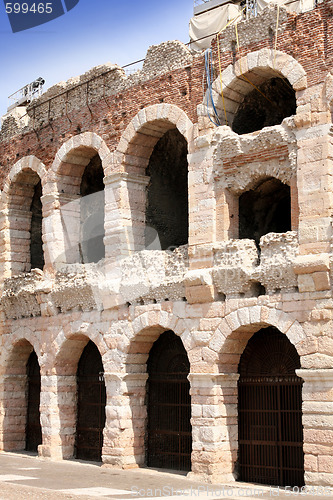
(76, 341, 106, 461)
(147, 331, 192, 471)
(26, 350, 42, 452)
(238, 327, 304, 487)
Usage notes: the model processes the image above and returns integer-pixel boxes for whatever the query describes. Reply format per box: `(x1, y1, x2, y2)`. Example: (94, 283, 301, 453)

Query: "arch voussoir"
(210, 49, 307, 127)
(215, 306, 306, 358)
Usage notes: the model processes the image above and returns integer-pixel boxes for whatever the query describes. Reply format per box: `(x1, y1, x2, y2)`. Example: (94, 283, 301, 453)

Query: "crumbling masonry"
(0, 1, 333, 488)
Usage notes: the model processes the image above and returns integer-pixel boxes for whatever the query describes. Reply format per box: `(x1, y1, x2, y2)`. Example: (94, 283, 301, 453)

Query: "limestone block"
(304, 471, 333, 487)
(298, 274, 315, 293)
(293, 254, 330, 274)
(186, 285, 215, 304)
(184, 269, 212, 287)
(209, 329, 227, 353)
(318, 456, 333, 474)
(305, 454, 318, 472)
(313, 271, 331, 291)
(301, 354, 333, 370)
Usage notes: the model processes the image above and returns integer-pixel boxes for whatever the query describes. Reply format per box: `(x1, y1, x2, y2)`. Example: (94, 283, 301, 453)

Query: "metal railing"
(242, 0, 258, 19)
(195, 0, 317, 18)
(7, 77, 45, 112)
(194, 0, 230, 15)
(194, 0, 259, 17)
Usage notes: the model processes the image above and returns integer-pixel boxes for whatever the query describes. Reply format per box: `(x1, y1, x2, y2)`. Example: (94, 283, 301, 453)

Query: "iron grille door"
(26, 350, 42, 452)
(147, 331, 192, 471)
(238, 377, 304, 486)
(238, 327, 304, 487)
(76, 341, 106, 462)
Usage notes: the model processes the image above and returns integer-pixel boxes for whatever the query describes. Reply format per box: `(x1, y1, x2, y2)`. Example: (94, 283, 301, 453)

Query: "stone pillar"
(0, 374, 27, 451)
(38, 375, 77, 460)
(188, 373, 239, 483)
(296, 369, 333, 486)
(104, 173, 149, 266)
(0, 208, 10, 285)
(186, 132, 217, 304)
(59, 194, 81, 264)
(296, 125, 333, 255)
(102, 373, 148, 469)
(42, 193, 81, 270)
(7, 209, 32, 275)
(216, 189, 239, 241)
(188, 135, 216, 255)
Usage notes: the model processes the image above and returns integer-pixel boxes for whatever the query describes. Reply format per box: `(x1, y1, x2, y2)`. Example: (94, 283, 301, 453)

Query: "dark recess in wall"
(30, 180, 44, 270)
(146, 128, 188, 250)
(80, 155, 105, 263)
(239, 177, 291, 245)
(232, 77, 296, 135)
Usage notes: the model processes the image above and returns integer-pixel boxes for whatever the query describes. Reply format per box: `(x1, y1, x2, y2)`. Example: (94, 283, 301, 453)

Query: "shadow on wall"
(145, 128, 188, 251)
(239, 177, 291, 247)
(232, 77, 296, 135)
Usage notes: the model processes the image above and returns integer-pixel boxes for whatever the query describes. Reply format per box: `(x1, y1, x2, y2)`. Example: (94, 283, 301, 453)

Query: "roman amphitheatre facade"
(0, 0, 332, 489)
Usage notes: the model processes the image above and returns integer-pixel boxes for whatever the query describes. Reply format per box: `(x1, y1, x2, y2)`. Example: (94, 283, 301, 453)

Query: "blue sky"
(0, 0, 194, 119)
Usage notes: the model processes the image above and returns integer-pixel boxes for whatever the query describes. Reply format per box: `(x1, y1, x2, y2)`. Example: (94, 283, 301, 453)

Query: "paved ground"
(0, 452, 331, 500)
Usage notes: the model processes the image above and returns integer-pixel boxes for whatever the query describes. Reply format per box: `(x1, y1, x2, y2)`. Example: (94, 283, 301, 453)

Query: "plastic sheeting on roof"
(189, 0, 316, 52)
(189, 3, 240, 52)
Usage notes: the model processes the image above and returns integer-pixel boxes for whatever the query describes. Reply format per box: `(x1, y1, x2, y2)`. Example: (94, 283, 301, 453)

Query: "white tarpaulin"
(189, 3, 241, 52)
(189, 0, 316, 52)
(257, 0, 315, 14)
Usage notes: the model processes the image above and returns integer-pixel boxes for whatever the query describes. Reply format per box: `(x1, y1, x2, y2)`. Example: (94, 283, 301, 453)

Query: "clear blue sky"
(0, 0, 194, 119)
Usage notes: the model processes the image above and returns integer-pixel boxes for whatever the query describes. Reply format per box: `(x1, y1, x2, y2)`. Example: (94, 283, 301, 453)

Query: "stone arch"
(230, 169, 293, 197)
(116, 104, 194, 175)
(47, 133, 112, 267)
(51, 132, 112, 179)
(53, 323, 108, 376)
(0, 334, 42, 453)
(209, 305, 306, 372)
(1, 156, 46, 277)
(209, 49, 307, 128)
(129, 308, 193, 365)
(205, 306, 306, 482)
(46, 326, 108, 460)
(112, 105, 193, 254)
(101, 308, 195, 470)
(2, 155, 46, 204)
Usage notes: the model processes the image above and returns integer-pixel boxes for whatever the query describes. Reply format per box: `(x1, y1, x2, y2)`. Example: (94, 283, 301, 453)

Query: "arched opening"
(1, 341, 42, 453)
(239, 178, 291, 246)
(75, 340, 106, 461)
(232, 77, 296, 135)
(147, 330, 191, 471)
(238, 327, 304, 487)
(7, 169, 43, 275)
(145, 129, 188, 250)
(30, 180, 44, 270)
(79, 155, 105, 263)
(25, 350, 42, 452)
(56, 147, 105, 265)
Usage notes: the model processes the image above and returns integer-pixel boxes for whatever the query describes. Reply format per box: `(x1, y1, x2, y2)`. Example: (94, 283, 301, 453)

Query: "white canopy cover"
(189, 0, 316, 51)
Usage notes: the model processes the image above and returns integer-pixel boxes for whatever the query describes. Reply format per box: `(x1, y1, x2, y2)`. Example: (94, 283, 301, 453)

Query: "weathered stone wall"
(0, 1, 332, 490)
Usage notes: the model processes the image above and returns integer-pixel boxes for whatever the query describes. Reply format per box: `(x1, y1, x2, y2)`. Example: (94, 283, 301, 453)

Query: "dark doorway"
(147, 330, 191, 471)
(239, 178, 291, 246)
(30, 180, 44, 270)
(80, 155, 105, 263)
(145, 129, 188, 250)
(76, 341, 106, 461)
(232, 77, 296, 135)
(26, 350, 42, 452)
(238, 327, 304, 487)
